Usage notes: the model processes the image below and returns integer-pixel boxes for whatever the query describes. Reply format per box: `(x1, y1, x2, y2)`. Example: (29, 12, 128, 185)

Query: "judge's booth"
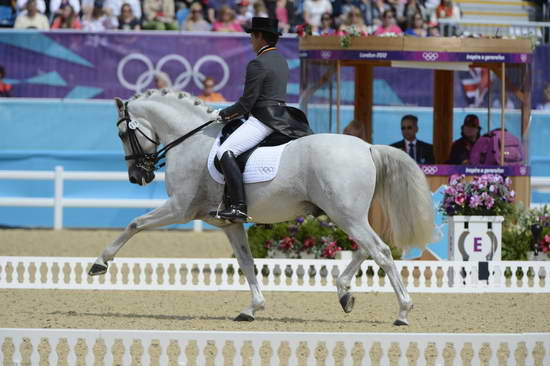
(299, 36, 533, 259)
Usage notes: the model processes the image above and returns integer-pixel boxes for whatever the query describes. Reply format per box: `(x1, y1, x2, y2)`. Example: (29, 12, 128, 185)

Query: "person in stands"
(198, 77, 226, 102)
(390, 114, 435, 164)
(14, 0, 49, 29)
(447, 114, 481, 165)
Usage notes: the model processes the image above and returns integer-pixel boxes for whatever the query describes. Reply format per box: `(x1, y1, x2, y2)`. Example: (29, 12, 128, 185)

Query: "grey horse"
(89, 89, 435, 325)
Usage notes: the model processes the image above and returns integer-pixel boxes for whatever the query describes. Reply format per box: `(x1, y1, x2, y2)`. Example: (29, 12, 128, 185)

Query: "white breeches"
(217, 116, 274, 159)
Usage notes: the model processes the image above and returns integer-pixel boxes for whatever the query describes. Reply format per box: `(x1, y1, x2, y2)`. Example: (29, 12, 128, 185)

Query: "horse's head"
(115, 97, 159, 186)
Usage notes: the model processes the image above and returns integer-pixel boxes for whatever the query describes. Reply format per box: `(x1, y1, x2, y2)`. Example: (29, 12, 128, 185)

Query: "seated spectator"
(390, 114, 435, 164)
(436, 0, 460, 20)
(401, 0, 426, 30)
(404, 12, 426, 37)
(303, 0, 332, 30)
(252, 0, 268, 18)
(317, 12, 335, 35)
(212, 5, 243, 32)
(428, 25, 440, 36)
(154, 71, 172, 89)
(374, 10, 402, 35)
(16, 0, 45, 15)
(275, 0, 290, 33)
(235, 0, 251, 26)
(0, 0, 16, 28)
(82, 0, 118, 31)
(537, 84, 550, 110)
(338, 0, 361, 19)
(51, 4, 81, 29)
(142, 0, 177, 30)
(118, 2, 140, 30)
(369, 0, 391, 27)
(197, 77, 226, 102)
(436, 0, 460, 35)
(49, 0, 81, 19)
(446, 114, 481, 165)
(338, 6, 370, 35)
(181, 2, 211, 31)
(105, 0, 141, 18)
(0, 65, 12, 97)
(14, 0, 49, 29)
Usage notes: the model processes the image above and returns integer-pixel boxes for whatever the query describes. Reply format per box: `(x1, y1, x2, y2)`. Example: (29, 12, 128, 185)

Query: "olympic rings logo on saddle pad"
(117, 53, 230, 93)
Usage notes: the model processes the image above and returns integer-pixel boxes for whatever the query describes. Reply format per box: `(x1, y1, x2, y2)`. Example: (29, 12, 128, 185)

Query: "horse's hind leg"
(336, 248, 368, 313)
(223, 223, 265, 321)
(344, 222, 413, 325)
(89, 200, 183, 276)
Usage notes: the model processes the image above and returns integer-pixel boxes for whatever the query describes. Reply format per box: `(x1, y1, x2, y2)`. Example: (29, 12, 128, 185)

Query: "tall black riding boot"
(212, 151, 248, 223)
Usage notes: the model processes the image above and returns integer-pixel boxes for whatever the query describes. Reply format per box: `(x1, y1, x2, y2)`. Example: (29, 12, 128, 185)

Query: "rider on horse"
(212, 17, 313, 223)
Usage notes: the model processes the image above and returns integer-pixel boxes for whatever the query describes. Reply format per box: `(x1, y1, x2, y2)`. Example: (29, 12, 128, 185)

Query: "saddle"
(213, 119, 292, 208)
(213, 119, 292, 174)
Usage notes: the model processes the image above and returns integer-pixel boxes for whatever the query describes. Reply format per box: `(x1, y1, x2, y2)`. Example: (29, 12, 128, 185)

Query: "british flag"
(460, 67, 490, 107)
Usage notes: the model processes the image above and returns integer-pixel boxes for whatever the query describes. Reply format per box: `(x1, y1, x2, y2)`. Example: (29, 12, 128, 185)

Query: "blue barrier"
(0, 99, 549, 228)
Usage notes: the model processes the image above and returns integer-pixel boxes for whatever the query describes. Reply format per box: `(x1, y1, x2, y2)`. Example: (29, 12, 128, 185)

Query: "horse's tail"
(370, 144, 435, 250)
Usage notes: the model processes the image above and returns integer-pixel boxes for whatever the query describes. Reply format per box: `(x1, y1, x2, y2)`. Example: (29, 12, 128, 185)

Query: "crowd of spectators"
(0, 0, 465, 36)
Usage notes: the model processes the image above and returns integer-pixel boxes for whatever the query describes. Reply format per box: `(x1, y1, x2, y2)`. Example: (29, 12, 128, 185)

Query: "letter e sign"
(473, 237, 482, 252)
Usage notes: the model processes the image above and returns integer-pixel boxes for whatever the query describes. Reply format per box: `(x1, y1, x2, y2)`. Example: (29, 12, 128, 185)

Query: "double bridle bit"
(117, 101, 218, 172)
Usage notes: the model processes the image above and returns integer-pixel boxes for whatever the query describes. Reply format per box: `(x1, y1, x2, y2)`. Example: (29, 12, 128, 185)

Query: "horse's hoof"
(339, 293, 355, 313)
(233, 313, 255, 322)
(88, 263, 108, 276)
(393, 319, 409, 326)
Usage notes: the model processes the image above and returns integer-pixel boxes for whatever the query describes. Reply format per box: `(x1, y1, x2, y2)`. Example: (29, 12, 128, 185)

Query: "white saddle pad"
(207, 132, 291, 184)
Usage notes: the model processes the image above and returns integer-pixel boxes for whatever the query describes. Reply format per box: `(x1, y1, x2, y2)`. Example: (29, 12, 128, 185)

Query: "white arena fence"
(0, 167, 549, 230)
(1, 257, 549, 293)
(1, 328, 548, 366)
(0, 166, 203, 231)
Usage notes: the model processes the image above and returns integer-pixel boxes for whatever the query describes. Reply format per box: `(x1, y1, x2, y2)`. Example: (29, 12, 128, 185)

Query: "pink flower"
(545, 235, 550, 244)
(455, 193, 466, 205)
(469, 194, 482, 208)
(505, 177, 512, 186)
(485, 196, 495, 209)
(321, 241, 342, 259)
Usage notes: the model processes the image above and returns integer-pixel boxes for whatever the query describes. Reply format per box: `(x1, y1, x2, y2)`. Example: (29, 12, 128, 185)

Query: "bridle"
(117, 101, 218, 172)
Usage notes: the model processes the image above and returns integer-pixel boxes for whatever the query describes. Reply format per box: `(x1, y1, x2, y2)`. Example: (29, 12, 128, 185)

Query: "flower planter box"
(448, 216, 504, 261)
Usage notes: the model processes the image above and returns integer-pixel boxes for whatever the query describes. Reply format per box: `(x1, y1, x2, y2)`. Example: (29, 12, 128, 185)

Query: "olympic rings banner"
(0, 30, 300, 101)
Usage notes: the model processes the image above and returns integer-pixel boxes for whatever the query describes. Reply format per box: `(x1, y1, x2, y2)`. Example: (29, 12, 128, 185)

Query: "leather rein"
(116, 102, 217, 172)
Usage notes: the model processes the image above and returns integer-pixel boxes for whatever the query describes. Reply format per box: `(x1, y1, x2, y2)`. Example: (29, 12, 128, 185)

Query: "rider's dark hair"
(254, 31, 279, 47)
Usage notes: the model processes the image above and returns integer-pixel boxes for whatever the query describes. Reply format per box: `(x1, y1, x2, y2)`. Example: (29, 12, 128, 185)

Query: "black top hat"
(245, 17, 281, 35)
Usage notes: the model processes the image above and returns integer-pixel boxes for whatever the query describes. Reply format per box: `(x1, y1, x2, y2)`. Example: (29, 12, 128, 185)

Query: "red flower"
(303, 237, 316, 249)
(278, 237, 295, 252)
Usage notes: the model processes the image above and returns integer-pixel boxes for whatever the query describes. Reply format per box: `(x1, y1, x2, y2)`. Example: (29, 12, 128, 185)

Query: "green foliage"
(501, 204, 550, 260)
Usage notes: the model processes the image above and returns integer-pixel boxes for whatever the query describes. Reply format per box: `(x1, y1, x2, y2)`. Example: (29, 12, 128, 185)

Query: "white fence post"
(193, 220, 203, 232)
(54, 166, 64, 230)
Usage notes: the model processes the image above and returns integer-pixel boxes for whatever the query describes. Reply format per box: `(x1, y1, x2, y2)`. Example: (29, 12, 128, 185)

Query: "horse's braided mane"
(129, 88, 216, 116)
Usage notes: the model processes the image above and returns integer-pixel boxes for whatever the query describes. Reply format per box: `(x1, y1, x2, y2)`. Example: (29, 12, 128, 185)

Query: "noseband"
(117, 101, 217, 172)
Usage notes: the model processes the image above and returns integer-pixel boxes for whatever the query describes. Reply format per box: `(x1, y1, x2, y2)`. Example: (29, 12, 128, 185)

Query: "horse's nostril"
(129, 176, 137, 184)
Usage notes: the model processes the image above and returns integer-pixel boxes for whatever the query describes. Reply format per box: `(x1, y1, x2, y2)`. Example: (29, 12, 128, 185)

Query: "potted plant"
(247, 215, 360, 259)
(503, 205, 550, 260)
(440, 174, 515, 261)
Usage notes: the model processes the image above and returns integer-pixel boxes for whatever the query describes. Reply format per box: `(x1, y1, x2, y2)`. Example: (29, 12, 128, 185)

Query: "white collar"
(406, 139, 417, 145)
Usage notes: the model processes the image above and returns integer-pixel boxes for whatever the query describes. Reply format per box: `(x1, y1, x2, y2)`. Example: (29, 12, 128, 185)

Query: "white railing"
(1, 257, 549, 293)
(437, 18, 550, 42)
(0, 167, 549, 229)
(0, 328, 548, 366)
(0, 166, 203, 231)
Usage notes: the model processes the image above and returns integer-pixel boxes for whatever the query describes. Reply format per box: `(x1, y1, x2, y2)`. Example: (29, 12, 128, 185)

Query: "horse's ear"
(114, 97, 124, 111)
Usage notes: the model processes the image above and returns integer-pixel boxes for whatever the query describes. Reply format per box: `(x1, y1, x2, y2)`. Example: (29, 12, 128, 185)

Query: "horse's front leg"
(89, 199, 185, 276)
(223, 223, 265, 321)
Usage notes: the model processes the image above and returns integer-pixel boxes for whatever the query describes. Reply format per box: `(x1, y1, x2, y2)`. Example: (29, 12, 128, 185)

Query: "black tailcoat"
(220, 47, 313, 139)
